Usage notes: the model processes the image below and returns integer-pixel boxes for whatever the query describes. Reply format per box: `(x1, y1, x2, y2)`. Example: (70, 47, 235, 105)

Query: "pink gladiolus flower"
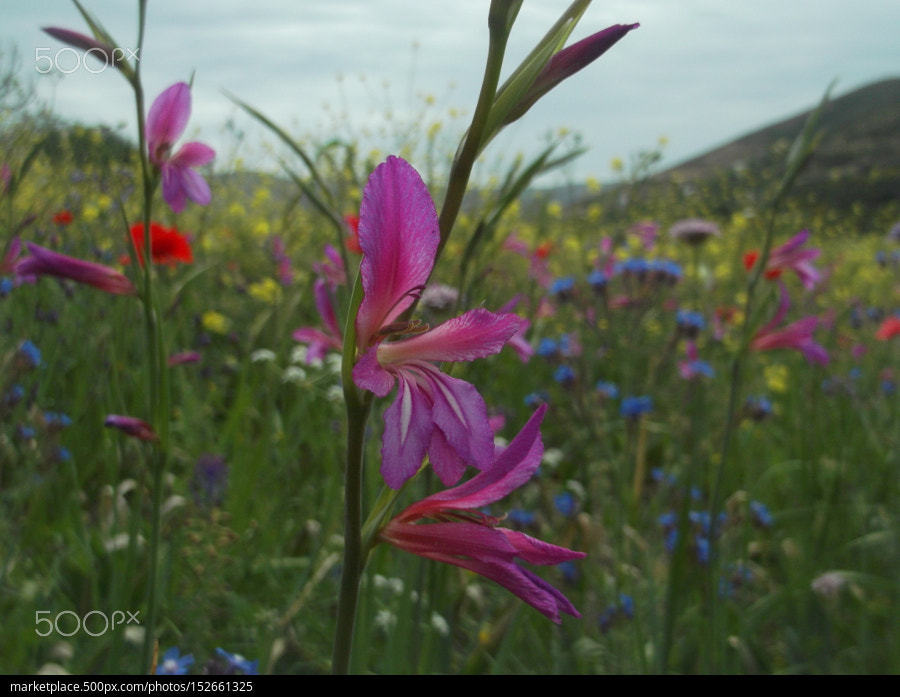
(15, 242, 136, 295)
(104, 415, 158, 441)
(751, 282, 828, 365)
(42, 27, 124, 70)
(744, 230, 821, 290)
(292, 278, 343, 363)
(380, 404, 585, 623)
(168, 351, 201, 366)
(353, 156, 524, 489)
(504, 23, 640, 125)
(146, 82, 215, 213)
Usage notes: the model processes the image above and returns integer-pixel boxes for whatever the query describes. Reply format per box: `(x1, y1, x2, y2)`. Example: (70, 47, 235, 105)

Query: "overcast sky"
(3, 1, 899, 185)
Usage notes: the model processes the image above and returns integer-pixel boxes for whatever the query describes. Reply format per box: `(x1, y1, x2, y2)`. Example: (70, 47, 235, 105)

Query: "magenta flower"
(751, 282, 828, 365)
(380, 404, 585, 623)
(353, 156, 524, 489)
(765, 230, 822, 290)
(15, 242, 136, 295)
(104, 415, 158, 442)
(1, 236, 21, 274)
(42, 27, 124, 70)
(744, 230, 821, 290)
(504, 23, 640, 125)
(146, 82, 215, 213)
(292, 278, 343, 364)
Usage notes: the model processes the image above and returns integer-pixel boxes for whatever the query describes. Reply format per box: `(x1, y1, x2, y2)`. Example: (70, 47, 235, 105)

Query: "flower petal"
(355, 156, 439, 349)
(418, 362, 494, 471)
(169, 141, 216, 168)
(377, 309, 523, 365)
(381, 373, 434, 489)
(409, 404, 546, 515)
(147, 83, 191, 160)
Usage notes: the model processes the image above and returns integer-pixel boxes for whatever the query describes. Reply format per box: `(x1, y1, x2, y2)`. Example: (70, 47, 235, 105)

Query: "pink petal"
(406, 405, 546, 516)
(377, 309, 522, 365)
(381, 373, 434, 489)
(355, 156, 439, 350)
(426, 428, 469, 486)
(352, 347, 395, 397)
(147, 83, 191, 161)
(418, 363, 495, 471)
(169, 141, 216, 168)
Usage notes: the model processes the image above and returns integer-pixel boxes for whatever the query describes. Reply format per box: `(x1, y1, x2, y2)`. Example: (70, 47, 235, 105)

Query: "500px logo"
(35, 46, 140, 74)
(35, 610, 141, 637)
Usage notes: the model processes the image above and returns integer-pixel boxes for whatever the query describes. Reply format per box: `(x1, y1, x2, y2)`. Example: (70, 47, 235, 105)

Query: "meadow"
(2, 1, 900, 676)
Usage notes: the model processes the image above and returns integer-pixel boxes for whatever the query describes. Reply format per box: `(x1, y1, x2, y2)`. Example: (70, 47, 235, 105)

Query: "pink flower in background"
(146, 82, 215, 213)
(15, 242, 136, 296)
(104, 415, 158, 442)
(751, 282, 828, 365)
(353, 156, 523, 489)
(744, 230, 821, 290)
(292, 279, 343, 363)
(380, 405, 585, 623)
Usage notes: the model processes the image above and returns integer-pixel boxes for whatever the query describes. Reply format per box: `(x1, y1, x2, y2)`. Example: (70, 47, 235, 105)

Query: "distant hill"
(659, 77, 900, 209)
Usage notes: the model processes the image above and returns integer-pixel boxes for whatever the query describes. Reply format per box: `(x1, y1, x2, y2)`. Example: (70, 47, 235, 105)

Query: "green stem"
(332, 394, 372, 675)
(435, 1, 512, 262)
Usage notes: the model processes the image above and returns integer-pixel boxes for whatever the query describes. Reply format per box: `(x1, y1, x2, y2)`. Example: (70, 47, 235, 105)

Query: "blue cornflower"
(676, 309, 706, 338)
(695, 535, 710, 565)
(524, 391, 550, 408)
(215, 648, 258, 675)
(507, 508, 537, 527)
(54, 446, 72, 462)
(554, 491, 577, 517)
(0, 277, 13, 297)
(17, 340, 42, 369)
(156, 647, 194, 675)
(549, 276, 576, 300)
(749, 500, 774, 528)
(43, 412, 73, 429)
(620, 395, 652, 419)
(587, 269, 607, 292)
(553, 364, 575, 387)
(595, 381, 618, 399)
(3, 384, 25, 407)
(536, 337, 559, 358)
(744, 395, 773, 421)
(16, 424, 36, 440)
(618, 593, 635, 619)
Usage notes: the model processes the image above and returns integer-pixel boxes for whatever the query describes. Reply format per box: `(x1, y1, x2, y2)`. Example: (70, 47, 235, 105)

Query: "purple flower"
(505, 24, 640, 125)
(146, 83, 215, 213)
(292, 279, 343, 364)
(42, 27, 127, 72)
(751, 282, 828, 365)
(15, 242, 136, 295)
(104, 414, 158, 441)
(352, 157, 523, 489)
(380, 405, 585, 623)
(191, 454, 229, 509)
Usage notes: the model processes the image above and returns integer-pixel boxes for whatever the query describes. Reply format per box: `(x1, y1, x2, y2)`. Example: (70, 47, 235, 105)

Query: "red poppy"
(344, 214, 362, 254)
(53, 210, 74, 226)
(128, 222, 193, 266)
(875, 316, 900, 341)
(534, 241, 554, 259)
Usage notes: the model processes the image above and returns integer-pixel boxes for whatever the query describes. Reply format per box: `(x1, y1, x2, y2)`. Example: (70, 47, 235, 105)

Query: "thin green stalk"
(436, 0, 514, 261)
